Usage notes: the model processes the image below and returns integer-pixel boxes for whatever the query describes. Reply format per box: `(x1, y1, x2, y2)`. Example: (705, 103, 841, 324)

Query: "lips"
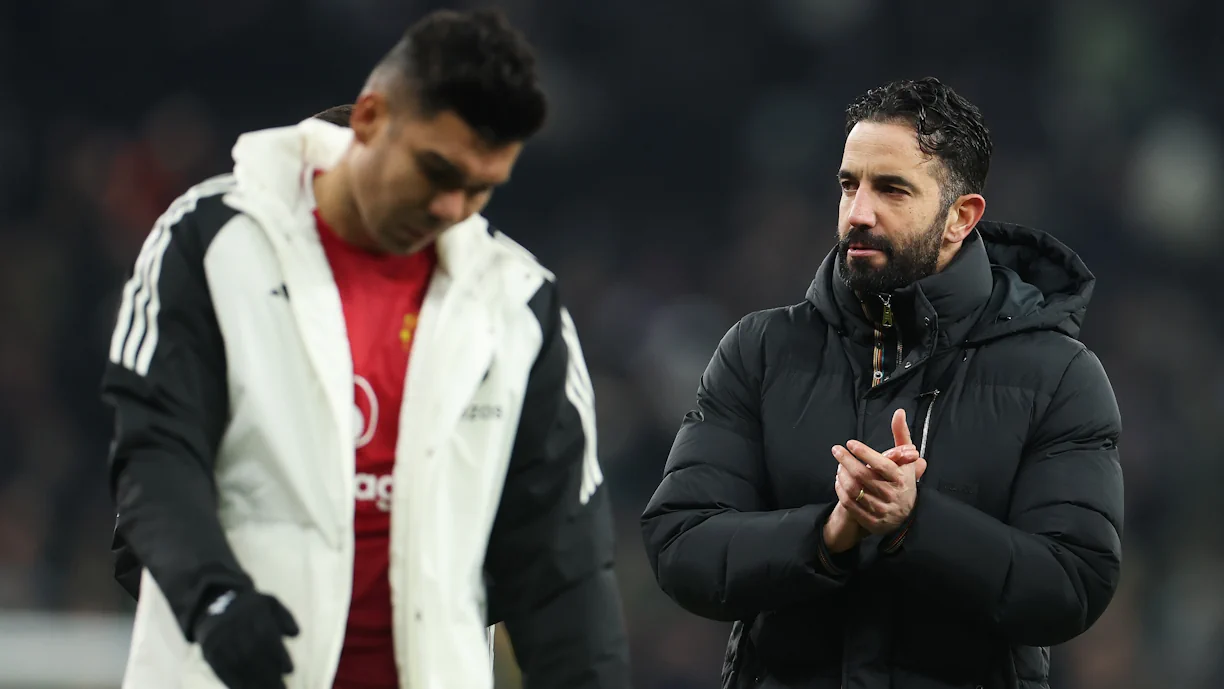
(847, 247, 884, 258)
(847, 241, 885, 253)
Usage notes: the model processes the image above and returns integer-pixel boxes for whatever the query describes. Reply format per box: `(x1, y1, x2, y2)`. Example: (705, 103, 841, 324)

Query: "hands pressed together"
(823, 409, 926, 554)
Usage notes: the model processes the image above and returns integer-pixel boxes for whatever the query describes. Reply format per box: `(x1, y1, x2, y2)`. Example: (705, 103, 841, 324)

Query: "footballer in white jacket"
(102, 9, 629, 689)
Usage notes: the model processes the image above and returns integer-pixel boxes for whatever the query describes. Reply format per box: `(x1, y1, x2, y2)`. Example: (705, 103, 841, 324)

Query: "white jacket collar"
(230, 118, 493, 279)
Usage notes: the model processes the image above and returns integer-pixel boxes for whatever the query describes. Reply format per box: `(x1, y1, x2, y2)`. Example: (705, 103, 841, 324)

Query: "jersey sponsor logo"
(353, 374, 379, 449)
(355, 472, 393, 512)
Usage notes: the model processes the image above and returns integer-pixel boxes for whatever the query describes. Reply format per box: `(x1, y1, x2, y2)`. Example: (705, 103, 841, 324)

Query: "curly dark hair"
(845, 77, 992, 204)
(311, 104, 353, 127)
(378, 8, 547, 145)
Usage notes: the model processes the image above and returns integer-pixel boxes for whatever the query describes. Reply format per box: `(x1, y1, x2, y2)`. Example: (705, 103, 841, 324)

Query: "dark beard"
(837, 217, 943, 295)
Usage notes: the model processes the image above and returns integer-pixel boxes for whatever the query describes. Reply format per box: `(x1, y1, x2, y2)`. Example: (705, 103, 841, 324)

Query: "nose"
(845, 189, 877, 228)
(427, 190, 467, 226)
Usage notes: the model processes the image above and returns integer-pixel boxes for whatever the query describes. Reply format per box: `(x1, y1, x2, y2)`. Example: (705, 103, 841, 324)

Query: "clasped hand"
(830, 409, 925, 541)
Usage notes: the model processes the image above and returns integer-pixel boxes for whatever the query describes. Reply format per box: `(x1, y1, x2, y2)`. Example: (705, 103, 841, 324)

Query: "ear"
(349, 92, 387, 146)
(943, 193, 985, 244)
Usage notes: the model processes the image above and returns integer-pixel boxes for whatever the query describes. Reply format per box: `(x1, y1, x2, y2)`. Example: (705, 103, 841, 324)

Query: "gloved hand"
(193, 588, 300, 689)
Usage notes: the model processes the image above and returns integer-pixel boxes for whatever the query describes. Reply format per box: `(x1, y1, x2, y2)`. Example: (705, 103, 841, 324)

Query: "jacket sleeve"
(484, 282, 630, 689)
(640, 317, 851, 624)
(890, 348, 1124, 646)
(102, 204, 254, 639)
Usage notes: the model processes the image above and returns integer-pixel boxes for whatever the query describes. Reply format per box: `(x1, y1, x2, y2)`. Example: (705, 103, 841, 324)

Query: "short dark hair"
(377, 9, 547, 145)
(312, 104, 353, 127)
(845, 77, 992, 203)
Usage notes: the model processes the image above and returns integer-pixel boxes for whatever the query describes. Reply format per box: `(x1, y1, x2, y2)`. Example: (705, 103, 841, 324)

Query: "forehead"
(840, 120, 941, 186)
(395, 110, 521, 183)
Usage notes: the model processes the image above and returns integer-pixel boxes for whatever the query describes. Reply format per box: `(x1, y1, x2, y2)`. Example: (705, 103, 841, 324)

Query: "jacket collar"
(808, 230, 994, 350)
(229, 118, 493, 282)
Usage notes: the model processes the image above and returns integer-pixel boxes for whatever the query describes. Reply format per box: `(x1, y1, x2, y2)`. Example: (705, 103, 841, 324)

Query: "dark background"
(0, 1, 1221, 687)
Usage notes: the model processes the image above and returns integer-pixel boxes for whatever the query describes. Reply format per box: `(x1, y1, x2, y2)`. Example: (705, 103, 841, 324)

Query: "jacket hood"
(229, 118, 494, 280)
(805, 221, 1096, 343)
(970, 221, 1095, 342)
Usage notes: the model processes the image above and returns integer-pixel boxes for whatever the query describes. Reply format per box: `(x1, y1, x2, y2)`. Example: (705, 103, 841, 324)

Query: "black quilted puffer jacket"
(642, 222, 1124, 689)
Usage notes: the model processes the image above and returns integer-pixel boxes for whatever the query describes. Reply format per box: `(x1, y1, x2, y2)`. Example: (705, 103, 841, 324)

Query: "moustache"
(838, 229, 893, 255)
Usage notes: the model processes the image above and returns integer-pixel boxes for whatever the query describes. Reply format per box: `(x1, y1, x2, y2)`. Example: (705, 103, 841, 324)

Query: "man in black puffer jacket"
(641, 77, 1123, 689)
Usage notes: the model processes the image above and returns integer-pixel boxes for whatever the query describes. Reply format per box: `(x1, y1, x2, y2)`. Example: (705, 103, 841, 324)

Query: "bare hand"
(833, 442, 919, 534)
(832, 410, 922, 534)
(834, 409, 926, 511)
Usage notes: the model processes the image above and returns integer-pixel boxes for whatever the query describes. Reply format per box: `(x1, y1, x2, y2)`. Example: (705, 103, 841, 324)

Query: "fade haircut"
(845, 77, 992, 206)
(312, 104, 354, 127)
(371, 8, 547, 145)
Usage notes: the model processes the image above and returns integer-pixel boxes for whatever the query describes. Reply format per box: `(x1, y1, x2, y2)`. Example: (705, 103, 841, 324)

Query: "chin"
(366, 233, 405, 255)
(383, 232, 434, 255)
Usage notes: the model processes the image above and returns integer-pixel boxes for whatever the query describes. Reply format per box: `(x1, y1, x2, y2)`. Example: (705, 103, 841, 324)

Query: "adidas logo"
(207, 590, 237, 616)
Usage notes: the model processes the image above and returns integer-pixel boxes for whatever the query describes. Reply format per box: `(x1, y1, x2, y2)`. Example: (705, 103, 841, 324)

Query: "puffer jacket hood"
(970, 221, 1096, 342)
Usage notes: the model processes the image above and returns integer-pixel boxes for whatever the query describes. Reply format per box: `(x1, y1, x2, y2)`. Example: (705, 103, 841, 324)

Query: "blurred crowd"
(1, 1, 1223, 688)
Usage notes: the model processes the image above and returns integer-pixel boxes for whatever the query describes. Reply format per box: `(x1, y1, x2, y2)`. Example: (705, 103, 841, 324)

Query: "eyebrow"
(418, 151, 465, 182)
(418, 150, 506, 190)
(837, 169, 918, 192)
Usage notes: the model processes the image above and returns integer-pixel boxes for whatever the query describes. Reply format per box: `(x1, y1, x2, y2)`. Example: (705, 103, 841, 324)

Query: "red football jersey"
(315, 209, 436, 689)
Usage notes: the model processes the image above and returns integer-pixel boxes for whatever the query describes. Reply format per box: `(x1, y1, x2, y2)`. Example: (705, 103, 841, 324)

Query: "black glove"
(193, 588, 300, 689)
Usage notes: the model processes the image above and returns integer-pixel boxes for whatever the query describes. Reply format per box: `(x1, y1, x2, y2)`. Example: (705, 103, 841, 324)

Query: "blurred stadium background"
(1, 0, 1222, 687)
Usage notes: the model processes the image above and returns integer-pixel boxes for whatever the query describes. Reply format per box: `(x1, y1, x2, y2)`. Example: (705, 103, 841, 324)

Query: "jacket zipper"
(915, 390, 940, 481)
(400, 276, 452, 689)
(871, 295, 899, 388)
(920, 390, 938, 457)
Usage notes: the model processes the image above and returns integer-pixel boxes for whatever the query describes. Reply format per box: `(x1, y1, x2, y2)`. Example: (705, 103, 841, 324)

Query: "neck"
(313, 158, 376, 251)
(935, 239, 964, 272)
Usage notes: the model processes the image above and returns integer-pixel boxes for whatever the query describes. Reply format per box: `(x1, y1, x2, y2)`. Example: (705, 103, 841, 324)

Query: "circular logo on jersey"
(353, 374, 379, 448)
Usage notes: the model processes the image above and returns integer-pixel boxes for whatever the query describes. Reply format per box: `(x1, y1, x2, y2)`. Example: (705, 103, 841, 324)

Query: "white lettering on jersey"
(355, 472, 393, 512)
(353, 374, 379, 448)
